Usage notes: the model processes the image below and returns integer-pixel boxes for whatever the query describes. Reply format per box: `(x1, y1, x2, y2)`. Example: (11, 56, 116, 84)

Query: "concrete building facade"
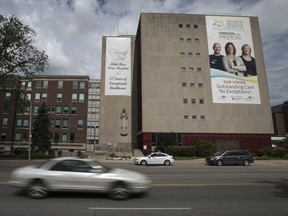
(135, 13, 274, 153)
(99, 13, 274, 154)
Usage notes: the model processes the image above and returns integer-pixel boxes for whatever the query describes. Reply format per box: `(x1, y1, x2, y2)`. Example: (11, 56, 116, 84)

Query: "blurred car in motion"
(9, 157, 151, 200)
(134, 152, 174, 166)
(205, 150, 254, 166)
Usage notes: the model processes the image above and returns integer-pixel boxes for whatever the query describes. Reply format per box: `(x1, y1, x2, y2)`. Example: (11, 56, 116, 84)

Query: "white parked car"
(9, 157, 151, 200)
(134, 152, 174, 166)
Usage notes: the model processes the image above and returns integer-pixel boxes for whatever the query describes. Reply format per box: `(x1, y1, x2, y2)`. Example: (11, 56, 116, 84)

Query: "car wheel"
(110, 182, 130, 200)
(140, 160, 147, 166)
(164, 160, 171, 166)
(216, 160, 223, 166)
(243, 159, 250, 166)
(26, 179, 48, 199)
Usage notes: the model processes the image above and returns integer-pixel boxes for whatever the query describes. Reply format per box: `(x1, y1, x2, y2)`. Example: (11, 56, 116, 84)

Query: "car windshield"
(214, 151, 225, 156)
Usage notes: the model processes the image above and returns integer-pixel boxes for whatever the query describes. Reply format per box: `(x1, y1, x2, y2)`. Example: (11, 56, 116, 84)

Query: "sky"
(0, 0, 287, 106)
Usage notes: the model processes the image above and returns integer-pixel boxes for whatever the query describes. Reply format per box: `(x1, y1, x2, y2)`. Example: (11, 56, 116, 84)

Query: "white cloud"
(0, 0, 288, 105)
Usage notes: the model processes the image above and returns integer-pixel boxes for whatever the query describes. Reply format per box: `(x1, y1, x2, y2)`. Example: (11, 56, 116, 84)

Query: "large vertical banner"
(206, 16, 260, 104)
(105, 37, 131, 96)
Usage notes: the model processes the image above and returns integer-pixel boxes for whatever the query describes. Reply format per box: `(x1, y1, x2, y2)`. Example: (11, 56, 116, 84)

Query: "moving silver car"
(9, 157, 151, 200)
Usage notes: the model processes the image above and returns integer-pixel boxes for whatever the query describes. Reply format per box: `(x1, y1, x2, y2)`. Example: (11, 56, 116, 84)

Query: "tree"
(32, 102, 51, 153)
(0, 15, 48, 89)
(0, 15, 48, 153)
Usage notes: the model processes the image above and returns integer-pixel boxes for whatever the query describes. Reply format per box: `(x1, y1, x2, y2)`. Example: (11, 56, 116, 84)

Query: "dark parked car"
(206, 150, 254, 166)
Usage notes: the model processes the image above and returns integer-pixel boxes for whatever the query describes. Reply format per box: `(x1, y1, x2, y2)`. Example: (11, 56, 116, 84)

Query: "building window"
(70, 133, 75, 143)
(187, 38, 192, 43)
(27, 81, 32, 89)
(199, 99, 204, 104)
(192, 115, 197, 120)
(55, 106, 61, 114)
(1, 133, 6, 141)
(188, 52, 193, 57)
(184, 115, 189, 120)
(62, 133, 68, 143)
(15, 133, 21, 141)
(201, 116, 205, 120)
(34, 105, 39, 113)
(79, 93, 85, 102)
(50, 119, 54, 127)
(42, 93, 47, 102)
(186, 24, 191, 28)
(195, 38, 200, 43)
(71, 106, 77, 114)
(54, 133, 59, 143)
(72, 81, 78, 89)
(194, 24, 198, 29)
(72, 93, 77, 102)
(197, 67, 202, 72)
(196, 53, 200, 57)
(36, 80, 41, 88)
(182, 83, 187, 87)
(5, 92, 11, 100)
(23, 119, 29, 127)
(190, 83, 195, 87)
(55, 119, 61, 128)
(89, 82, 100, 89)
(191, 99, 196, 104)
(35, 93, 40, 102)
(58, 81, 63, 88)
(78, 120, 83, 128)
(63, 106, 69, 115)
(180, 52, 185, 57)
(178, 24, 183, 28)
(183, 98, 188, 104)
(43, 80, 48, 88)
(62, 119, 69, 129)
(181, 67, 186, 72)
(57, 93, 62, 102)
(198, 83, 203, 87)
(16, 119, 22, 127)
(79, 81, 85, 89)
(88, 108, 96, 114)
(189, 67, 194, 72)
(179, 38, 184, 42)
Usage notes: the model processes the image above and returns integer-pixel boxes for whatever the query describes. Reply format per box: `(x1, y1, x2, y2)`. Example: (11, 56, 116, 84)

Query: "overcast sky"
(1, 0, 287, 106)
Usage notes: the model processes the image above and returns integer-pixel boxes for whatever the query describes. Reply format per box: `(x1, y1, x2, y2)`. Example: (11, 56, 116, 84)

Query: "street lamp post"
(28, 104, 32, 160)
(94, 125, 96, 152)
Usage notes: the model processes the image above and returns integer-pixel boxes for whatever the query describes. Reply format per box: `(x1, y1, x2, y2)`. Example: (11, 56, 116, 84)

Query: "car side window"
(157, 153, 166, 157)
(50, 160, 92, 172)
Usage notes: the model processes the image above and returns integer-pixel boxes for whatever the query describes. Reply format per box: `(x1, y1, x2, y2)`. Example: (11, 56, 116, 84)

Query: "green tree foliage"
(32, 103, 51, 153)
(0, 15, 48, 90)
(195, 140, 216, 157)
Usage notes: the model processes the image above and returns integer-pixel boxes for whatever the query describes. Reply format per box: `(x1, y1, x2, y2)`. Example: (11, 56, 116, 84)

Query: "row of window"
(184, 115, 206, 120)
(0, 132, 99, 144)
(180, 52, 201, 57)
(180, 67, 202, 72)
(178, 24, 198, 29)
(182, 82, 203, 88)
(20, 80, 93, 90)
(50, 119, 84, 129)
(183, 99, 204, 104)
(179, 38, 200, 43)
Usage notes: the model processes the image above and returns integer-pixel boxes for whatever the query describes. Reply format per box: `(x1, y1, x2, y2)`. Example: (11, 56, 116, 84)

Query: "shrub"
(195, 140, 216, 157)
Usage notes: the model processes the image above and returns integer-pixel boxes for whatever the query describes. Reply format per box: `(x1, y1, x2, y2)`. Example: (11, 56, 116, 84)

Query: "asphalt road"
(0, 159, 288, 216)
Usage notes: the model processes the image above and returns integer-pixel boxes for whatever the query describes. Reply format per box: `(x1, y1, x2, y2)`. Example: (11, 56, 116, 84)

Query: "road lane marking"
(89, 207, 191, 210)
(152, 183, 273, 187)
